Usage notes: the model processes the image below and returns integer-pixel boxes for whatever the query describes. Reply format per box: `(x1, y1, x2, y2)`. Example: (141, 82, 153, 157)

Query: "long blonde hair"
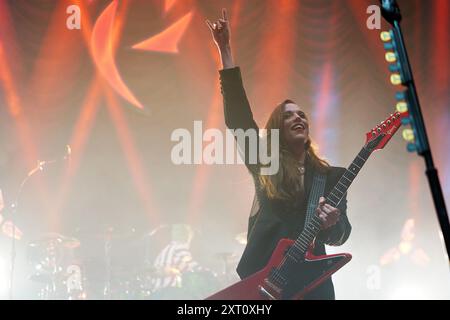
(259, 100, 330, 200)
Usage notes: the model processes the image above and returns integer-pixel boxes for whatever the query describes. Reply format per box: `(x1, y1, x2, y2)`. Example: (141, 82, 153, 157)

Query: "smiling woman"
(257, 99, 332, 200)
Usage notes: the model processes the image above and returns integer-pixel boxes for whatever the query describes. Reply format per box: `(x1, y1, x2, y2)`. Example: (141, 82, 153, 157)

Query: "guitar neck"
(326, 146, 371, 208)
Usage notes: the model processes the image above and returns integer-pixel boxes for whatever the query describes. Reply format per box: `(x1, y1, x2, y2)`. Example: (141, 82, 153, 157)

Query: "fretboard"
(326, 147, 371, 208)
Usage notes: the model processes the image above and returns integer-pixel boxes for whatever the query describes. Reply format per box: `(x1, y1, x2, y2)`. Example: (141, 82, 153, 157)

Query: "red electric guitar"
(207, 111, 406, 300)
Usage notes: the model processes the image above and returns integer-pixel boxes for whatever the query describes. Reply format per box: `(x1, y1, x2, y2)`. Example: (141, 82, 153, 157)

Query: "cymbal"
(142, 224, 199, 239)
(29, 233, 80, 249)
(62, 237, 81, 249)
(87, 228, 140, 240)
(142, 225, 170, 238)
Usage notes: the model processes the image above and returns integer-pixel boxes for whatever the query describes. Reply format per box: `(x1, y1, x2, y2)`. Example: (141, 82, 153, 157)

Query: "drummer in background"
(150, 224, 201, 293)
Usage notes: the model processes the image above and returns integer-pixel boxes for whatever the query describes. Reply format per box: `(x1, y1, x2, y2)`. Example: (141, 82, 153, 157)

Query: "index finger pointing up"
(222, 8, 228, 21)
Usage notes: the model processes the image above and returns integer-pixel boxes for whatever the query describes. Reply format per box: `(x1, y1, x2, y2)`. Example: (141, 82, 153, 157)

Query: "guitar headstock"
(365, 111, 407, 153)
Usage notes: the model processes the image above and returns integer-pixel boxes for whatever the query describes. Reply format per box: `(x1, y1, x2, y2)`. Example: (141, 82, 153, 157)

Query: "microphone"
(27, 145, 72, 177)
(27, 160, 46, 177)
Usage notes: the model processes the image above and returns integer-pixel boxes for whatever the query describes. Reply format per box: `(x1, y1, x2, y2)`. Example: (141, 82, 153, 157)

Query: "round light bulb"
(396, 101, 408, 113)
(385, 52, 397, 63)
(402, 129, 414, 142)
(380, 31, 392, 42)
(390, 74, 402, 85)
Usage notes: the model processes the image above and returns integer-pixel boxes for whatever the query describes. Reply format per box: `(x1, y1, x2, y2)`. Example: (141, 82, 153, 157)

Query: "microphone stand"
(8, 146, 71, 299)
(8, 161, 46, 300)
(379, 0, 450, 264)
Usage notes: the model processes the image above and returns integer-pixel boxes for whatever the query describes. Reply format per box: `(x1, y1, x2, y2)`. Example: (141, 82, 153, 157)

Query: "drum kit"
(25, 227, 245, 300)
(27, 232, 84, 300)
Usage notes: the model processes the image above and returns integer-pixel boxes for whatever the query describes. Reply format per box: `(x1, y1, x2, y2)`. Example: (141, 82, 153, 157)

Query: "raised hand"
(206, 8, 230, 49)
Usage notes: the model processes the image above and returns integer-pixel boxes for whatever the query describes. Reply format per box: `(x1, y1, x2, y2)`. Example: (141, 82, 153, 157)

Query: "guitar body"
(207, 239, 352, 300)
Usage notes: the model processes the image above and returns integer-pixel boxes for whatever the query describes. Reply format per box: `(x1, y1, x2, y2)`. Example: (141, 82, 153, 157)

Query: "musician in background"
(150, 224, 200, 293)
(206, 9, 352, 299)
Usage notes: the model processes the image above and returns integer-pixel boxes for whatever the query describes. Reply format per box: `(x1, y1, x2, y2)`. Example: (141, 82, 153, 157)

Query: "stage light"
(401, 116, 411, 126)
(388, 63, 401, 72)
(396, 101, 408, 113)
(407, 142, 417, 153)
(385, 52, 397, 63)
(380, 31, 392, 42)
(402, 129, 414, 142)
(390, 73, 402, 85)
(395, 91, 407, 101)
(383, 43, 394, 50)
(379, 26, 421, 153)
(398, 241, 412, 254)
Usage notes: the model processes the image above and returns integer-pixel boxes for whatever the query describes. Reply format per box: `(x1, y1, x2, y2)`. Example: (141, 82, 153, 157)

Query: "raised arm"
(206, 9, 261, 175)
(206, 8, 235, 70)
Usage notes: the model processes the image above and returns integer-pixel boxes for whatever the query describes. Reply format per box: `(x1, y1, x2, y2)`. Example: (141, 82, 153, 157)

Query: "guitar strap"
(246, 171, 327, 243)
(304, 172, 327, 229)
